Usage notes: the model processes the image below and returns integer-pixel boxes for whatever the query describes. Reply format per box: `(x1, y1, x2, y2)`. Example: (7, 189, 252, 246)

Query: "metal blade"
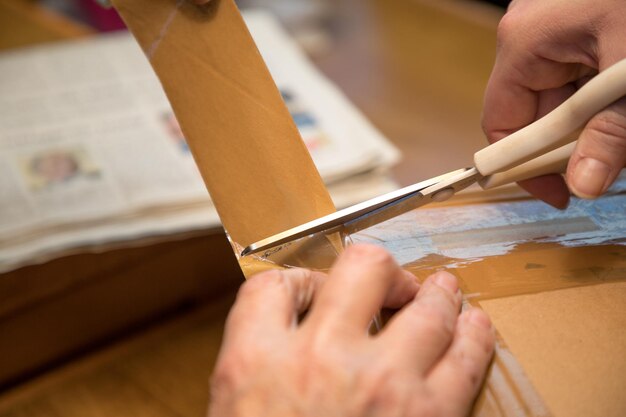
(241, 168, 479, 256)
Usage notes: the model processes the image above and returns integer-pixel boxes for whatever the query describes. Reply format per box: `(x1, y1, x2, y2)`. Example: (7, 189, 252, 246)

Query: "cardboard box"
(114, 0, 626, 415)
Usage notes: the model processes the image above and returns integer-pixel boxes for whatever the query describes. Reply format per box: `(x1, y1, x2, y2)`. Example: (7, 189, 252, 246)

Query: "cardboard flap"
(111, 0, 335, 247)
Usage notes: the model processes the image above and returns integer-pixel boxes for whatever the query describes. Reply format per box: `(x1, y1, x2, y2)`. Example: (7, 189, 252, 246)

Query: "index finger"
(483, 54, 590, 208)
(482, 54, 589, 142)
(302, 244, 419, 335)
(482, 7, 595, 142)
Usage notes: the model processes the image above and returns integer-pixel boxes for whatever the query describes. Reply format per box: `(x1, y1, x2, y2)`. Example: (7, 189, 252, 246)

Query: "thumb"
(567, 97, 626, 198)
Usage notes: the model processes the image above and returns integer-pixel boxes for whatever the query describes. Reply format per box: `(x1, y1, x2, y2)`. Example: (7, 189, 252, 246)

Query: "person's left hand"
(209, 244, 495, 417)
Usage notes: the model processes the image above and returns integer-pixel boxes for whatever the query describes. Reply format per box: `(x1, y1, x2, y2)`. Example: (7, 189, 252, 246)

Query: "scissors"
(241, 58, 626, 257)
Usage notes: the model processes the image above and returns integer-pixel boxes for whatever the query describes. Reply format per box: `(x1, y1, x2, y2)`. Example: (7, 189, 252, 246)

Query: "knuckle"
(292, 339, 344, 395)
(464, 367, 484, 390)
(496, 11, 520, 44)
(473, 339, 495, 359)
(356, 364, 389, 388)
(459, 316, 496, 355)
(477, 330, 496, 355)
(211, 342, 270, 390)
(496, 8, 541, 53)
(210, 353, 244, 389)
(352, 364, 410, 412)
(585, 111, 626, 152)
(413, 304, 455, 341)
(451, 349, 484, 389)
(305, 329, 342, 362)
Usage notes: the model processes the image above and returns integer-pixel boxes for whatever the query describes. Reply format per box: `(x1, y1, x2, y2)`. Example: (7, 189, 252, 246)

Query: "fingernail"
(434, 272, 458, 294)
(571, 158, 611, 198)
(468, 309, 492, 330)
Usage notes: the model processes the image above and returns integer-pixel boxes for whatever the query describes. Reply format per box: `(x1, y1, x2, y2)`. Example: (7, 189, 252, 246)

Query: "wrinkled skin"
(208, 245, 494, 417)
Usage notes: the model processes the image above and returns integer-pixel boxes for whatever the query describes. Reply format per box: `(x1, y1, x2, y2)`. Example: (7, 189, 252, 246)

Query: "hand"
(209, 244, 495, 417)
(482, 0, 626, 208)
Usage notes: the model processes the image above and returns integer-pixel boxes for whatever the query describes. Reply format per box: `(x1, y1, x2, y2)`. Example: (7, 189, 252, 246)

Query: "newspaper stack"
(0, 10, 400, 273)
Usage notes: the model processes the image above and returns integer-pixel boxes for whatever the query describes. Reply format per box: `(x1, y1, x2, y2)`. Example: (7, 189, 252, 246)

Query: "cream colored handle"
(479, 142, 575, 189)
(474, 58, 626, 176)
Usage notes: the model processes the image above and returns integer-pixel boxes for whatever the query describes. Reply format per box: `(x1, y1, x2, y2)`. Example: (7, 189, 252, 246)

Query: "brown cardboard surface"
(480, 282, 626, 417)
(406, 241, 626, 417)
(111, 0, 335, 249)
(408, 242, 626, 301)
(368, 193, 626, 416)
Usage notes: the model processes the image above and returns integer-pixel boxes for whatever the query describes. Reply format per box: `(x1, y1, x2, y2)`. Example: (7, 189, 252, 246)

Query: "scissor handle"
(479, 142, 574, 189)
(474, 58, 626, 176)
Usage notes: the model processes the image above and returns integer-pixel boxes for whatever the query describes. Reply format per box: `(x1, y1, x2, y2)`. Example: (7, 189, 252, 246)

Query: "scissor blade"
(241, 168, 479, 257)
(342, 167, 480, 235)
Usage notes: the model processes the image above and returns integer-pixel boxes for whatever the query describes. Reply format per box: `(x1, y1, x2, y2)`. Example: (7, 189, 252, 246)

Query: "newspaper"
(0, 10, 400, 273)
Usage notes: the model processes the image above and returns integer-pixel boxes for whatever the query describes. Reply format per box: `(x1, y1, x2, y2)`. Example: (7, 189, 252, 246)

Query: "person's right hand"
(482, 0, 626, 208)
